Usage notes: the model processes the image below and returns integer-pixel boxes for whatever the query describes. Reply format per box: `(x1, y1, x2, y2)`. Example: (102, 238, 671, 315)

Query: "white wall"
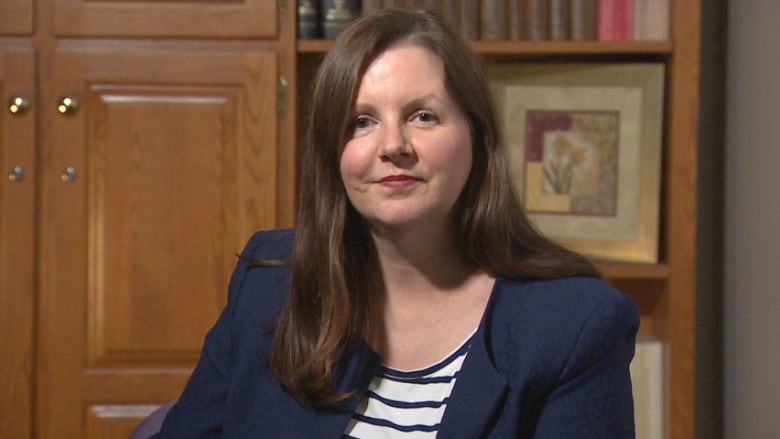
(724, 1, 780, 437)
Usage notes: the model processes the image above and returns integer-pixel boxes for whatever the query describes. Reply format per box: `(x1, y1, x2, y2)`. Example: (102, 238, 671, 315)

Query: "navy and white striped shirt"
(343, 334, 474, 438)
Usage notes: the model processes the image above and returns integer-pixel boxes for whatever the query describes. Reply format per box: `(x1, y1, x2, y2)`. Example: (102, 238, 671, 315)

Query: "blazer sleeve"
(532, 291, 640, 438)
(150, 236, 260, 438)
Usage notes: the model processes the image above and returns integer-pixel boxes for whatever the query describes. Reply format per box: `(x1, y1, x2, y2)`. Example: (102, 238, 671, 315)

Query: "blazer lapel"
(437, 322, 508, 438)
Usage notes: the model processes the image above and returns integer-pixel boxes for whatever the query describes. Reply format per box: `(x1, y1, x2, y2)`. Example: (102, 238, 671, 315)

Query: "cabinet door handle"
(8, 166, 24, 182)
(61, 166, 77, 182)
(8, 96, 30, 115)
(57, 96, 79, 115)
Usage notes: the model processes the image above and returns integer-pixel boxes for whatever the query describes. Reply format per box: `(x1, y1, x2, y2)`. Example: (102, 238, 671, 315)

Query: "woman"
(154, 9, 639, 438)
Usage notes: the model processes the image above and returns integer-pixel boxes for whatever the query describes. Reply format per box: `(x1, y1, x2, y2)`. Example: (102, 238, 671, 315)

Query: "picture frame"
(488, 63, 665, 264)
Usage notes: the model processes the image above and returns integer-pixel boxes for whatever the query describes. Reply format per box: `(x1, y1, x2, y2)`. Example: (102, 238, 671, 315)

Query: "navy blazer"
(154, 229, 639, 438)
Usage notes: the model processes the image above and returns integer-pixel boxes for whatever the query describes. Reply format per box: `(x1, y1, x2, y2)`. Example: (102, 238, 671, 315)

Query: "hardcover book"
(550, 0, 571, 40)
(633, 0, 669, 40)
(480, 0, 508, 40)
(323, 0, 361, 39)
(439, 0, 461, 31)
(508, 0, 526, 40)
(297, 0, 320, 39)
(526, 0, 550, 40)
(459, 0, 479, 40)
(362, 0, 383, 16)
(570, 0, 598, 40)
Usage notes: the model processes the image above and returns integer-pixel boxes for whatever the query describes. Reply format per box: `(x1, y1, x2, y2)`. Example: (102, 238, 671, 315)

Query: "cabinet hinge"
(279, 0, 287, 12)
(278, 75, 288, 117)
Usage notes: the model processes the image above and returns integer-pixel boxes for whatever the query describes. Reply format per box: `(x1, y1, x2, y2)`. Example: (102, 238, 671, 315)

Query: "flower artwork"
(524, 111, 619, 218)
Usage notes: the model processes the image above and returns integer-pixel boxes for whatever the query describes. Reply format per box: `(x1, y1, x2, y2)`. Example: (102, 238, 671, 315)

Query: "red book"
(598, 0, 617, 40)
(598, 0, 634, 40)
(613, 0, 635, 40)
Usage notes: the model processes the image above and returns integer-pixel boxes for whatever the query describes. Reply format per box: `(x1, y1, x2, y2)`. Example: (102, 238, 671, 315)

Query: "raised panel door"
(36, 46, 281, 438)
(0, 43, 35, 439)
(0, 0, 33, 34)
(53, 0, 277, 38)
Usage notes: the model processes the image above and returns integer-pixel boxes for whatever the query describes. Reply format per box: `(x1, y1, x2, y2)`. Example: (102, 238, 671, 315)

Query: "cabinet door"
(0, 0, 32, 34)
(0, 44, 34, 439)
(36, 47, 281, 439)
(53, 0, 277, 38)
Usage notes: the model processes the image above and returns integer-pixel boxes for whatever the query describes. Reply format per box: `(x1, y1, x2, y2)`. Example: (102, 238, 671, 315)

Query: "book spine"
(297, 0, 321, 39)
(439, 0, 461, 32)
(598, 0, 617, 40)
(526, 0, 550, 41)
(615, 0, 635, 40)
(634, 0, 669, 40)
(480, 0, 507, 40)
(549, 0, 571, 41)
(362, 0, 383, 16)
(570, 0, 598, 40)
(382, 0, 405, 8)
(459, 0, 479, 40)
(508, 0, 526, 40)
(323, 0, 361, 39)
(407, 0, 438, 10)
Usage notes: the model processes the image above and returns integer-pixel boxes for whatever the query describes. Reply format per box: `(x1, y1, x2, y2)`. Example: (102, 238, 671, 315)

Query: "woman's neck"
(368, 221, 473, 297)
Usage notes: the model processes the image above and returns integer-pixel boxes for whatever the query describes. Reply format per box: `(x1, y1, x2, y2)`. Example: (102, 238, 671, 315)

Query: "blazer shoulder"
(224, 229, 294, 320)
(241, 228, 295, 260)
(486, 276, 639, 385)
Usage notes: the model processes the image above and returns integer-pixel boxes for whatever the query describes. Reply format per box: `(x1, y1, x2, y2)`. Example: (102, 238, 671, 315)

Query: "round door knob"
(57, 96, 79, 115)
(8, 96, 29, 115)
(8, 166, 24, 182)
(61, 166, 77, 182)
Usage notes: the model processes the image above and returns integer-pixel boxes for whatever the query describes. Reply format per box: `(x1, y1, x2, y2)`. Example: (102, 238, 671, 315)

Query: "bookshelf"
(282, 1, 700, 438)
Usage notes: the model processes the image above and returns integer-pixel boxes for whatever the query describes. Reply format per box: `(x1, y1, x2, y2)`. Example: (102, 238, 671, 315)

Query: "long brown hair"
(270, 9, 598, 407)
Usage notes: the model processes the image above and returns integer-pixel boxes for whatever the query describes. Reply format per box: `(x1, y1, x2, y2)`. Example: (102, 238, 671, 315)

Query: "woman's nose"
(378, 123, 412, 160)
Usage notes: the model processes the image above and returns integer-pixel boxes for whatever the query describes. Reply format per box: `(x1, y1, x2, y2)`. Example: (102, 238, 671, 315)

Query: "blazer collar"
(437, 278, 509, 438)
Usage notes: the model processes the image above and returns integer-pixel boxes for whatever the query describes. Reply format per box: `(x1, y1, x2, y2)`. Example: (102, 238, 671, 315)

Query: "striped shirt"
(343, 334, 474, 438)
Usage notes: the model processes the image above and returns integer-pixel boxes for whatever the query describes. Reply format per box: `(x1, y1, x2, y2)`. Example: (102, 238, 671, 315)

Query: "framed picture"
(488, 63, 665, 263)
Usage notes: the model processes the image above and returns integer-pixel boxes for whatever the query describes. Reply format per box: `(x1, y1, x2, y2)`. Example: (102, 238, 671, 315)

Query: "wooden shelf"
(298, 39, 672, 55)
(597, 262, 671, 280)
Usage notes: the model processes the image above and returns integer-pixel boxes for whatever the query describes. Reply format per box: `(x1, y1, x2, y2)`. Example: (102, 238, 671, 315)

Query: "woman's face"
(339, 43, 473, 233)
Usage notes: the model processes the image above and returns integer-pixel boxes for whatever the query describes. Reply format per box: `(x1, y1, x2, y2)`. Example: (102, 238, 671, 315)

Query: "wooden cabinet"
(0, 1, 293, 438)
(286, 2, 701, 439)
(0, 44, 35, 439)
(51, 0, 277, 37)
(36, 46, 281, 438)
(0, 0, 33, 34)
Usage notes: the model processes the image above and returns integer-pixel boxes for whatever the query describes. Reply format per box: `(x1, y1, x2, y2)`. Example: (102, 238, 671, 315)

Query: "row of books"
(298, 0, 669, 42)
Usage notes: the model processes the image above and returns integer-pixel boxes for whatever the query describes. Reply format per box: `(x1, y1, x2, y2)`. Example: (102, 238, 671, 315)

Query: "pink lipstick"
(377, 174, 421, 188)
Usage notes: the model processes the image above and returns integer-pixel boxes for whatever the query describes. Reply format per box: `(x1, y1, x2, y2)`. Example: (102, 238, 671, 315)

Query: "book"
(508, 0, 526, 40)
(633, 0, 669, 40)
(362, 0, 383, 16)
(526, 0, 550, 40)
(459, 0, 479, 40)
(480, 0, 507, 40)
(407, 0, 438, 10)
(549, 0, 571, 40)
(383, 0, 405, 8)
(614, 0, 635, 39)
(323, 0, 361, 39)
(438, 0, 461, 32)
(570, 0, 598, 40)
(297, 0, 320, 39)
(630, 336, 664, 439)
(598, 0, 634, 40)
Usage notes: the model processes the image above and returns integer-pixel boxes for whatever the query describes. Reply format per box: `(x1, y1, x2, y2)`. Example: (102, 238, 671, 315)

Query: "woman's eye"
(414, 111, 438, 123)
(353, 116, 371, 130)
